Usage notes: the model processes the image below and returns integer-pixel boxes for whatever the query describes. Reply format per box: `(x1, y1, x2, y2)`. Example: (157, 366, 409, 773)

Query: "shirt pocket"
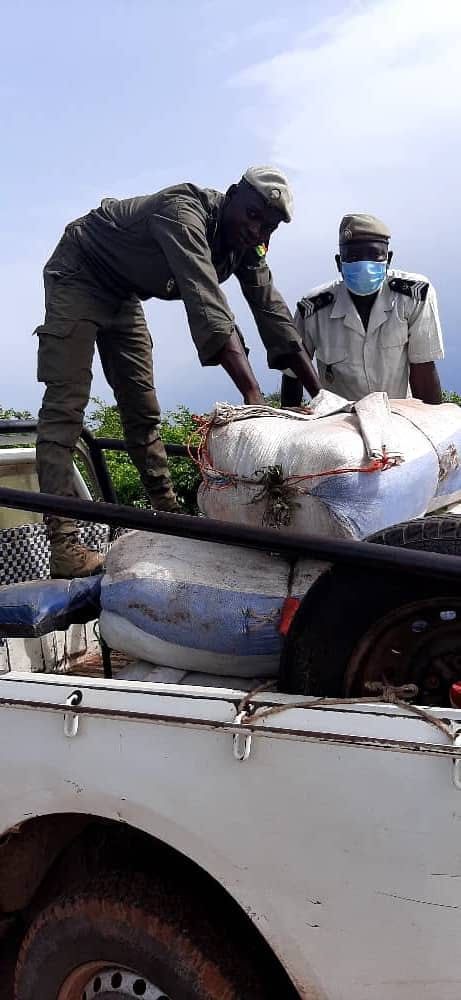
(380, 321, 409, 350)
(316, 347, 350, 385)
(316, 346, 349, 366)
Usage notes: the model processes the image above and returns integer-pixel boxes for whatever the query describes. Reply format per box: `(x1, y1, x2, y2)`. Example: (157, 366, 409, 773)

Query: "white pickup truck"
(1, 421, 461, 1000)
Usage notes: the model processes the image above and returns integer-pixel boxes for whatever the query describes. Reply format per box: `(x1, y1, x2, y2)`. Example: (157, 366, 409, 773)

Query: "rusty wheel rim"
(345, 597, 461, 704)
(58, 962, 170, 999)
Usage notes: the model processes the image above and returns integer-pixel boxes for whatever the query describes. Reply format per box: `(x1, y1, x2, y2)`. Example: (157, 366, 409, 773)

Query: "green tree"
(263, 390, 281, 408)
(443, 390, 461, 405)
(0, 406, 35, 450)
(0, 405, 33, 419)
(87, 398, 202, 513)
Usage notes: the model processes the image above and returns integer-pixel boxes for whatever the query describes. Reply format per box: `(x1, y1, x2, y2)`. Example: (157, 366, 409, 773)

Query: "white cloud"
(206, 16, 289, 54)
(227, 0, 461, 328)
(224, 0, 461, 391)
(231, 0, 461, 177)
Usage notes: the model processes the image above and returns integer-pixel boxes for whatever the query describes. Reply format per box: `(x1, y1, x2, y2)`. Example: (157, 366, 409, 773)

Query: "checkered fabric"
(0, 522, 110, 585)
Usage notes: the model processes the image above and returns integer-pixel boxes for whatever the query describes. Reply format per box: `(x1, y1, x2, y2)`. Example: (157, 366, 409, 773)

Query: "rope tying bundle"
(188, 408, 399, 527)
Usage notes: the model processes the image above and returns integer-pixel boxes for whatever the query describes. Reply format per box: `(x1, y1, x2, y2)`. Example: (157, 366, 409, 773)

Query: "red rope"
(188, 415, 239, 489)
(187, 414, 398, 492)
(285, 454, 398, 484)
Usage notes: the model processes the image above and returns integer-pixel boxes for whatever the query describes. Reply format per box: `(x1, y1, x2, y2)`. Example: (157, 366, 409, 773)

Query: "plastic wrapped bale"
(99, 530, 325, 676)
(197, 400, 461, 539)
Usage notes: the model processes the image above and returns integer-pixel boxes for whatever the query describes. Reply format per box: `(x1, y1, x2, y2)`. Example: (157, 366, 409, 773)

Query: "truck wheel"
(280, 516, 461, 700)
(15, 875, 291, 1000)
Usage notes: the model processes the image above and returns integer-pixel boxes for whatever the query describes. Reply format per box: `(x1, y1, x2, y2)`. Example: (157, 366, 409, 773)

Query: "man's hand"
(215, 330, 264, 405)
(244, 387, 265, 405)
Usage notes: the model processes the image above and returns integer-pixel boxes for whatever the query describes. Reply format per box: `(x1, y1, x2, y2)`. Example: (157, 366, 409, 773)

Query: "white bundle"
(197, 397, 461, 539)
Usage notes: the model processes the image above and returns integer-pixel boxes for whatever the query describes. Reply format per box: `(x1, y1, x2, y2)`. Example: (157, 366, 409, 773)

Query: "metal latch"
(233, 710, 252, 761)
(64, 689, 83, 738)
(452, 726, 461, 789)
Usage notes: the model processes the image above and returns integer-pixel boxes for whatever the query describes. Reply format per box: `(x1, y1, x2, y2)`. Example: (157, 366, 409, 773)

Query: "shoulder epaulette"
(297, 291, 334, 319)
(388, 277, 429, 302)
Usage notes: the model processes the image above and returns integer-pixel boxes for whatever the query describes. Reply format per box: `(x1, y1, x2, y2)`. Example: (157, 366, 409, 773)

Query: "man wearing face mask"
(281, 213, 443, 408)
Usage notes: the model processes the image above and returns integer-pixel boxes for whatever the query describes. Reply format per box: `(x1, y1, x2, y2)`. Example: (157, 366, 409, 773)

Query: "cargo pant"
(35, 230, 177, 509)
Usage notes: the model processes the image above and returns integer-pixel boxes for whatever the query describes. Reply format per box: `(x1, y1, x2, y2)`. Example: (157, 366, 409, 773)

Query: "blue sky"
(1, 0, 460, 417)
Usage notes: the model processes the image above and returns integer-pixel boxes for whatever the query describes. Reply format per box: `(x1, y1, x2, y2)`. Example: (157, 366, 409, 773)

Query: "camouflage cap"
(339, 213, 391, 245)
(243, 166, 294, 222)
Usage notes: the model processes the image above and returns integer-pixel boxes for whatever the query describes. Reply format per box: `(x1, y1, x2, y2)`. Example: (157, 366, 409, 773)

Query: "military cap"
(339, 213, 391, 245)
(243, 165, 294, 222)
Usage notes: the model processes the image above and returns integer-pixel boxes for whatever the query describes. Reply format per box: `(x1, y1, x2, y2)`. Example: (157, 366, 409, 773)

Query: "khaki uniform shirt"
(286, 269, 444, 399)
(67, 183, 301, 367)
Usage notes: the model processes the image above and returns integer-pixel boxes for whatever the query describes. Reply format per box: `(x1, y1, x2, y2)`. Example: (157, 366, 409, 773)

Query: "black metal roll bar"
(0, 485, 460, 585)
(0, 420, 196, 505)
(1, 419, 461, 585)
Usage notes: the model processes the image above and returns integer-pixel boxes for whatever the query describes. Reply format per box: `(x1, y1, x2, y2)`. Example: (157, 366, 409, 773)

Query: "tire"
(279, 517, 461, 696)
(15, 874, 295, 1000)
(369, 515, 461, 554)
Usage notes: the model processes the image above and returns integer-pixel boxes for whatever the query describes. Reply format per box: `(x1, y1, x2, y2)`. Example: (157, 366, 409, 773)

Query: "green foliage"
(443, 390, 461, 406)
(87, 398, 202, 513)
(0, 405, 35, 450)
(263, 390, 281, 408)
(0, 405, 33, 419)
(159, 404, 203, 514)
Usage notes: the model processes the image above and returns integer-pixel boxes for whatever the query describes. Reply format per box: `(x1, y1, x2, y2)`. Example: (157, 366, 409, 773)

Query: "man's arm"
(236, 250, 320, 397)
(276, 349, 320, 398)
(150, 198, 263, 401)
(409, 361, 442, 404)
(214, 332, 264, 404)
(281, 372, 304, 407)
(406, 278, 444, 403)
(280, 301, 319, 406)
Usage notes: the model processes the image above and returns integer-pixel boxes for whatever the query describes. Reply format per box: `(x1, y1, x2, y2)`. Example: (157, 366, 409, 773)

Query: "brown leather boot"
(47, 517, 105, 579)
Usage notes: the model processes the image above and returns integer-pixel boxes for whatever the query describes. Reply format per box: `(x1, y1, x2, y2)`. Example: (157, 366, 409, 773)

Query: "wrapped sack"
(197, 398, 461, 539)
(100, 529, 324, 676)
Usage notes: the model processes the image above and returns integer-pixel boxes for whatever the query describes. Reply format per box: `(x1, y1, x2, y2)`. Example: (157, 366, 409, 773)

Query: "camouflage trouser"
(35, 230, 176, 510)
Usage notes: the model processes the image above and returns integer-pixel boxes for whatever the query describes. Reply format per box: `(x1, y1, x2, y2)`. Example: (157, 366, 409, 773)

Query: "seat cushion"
(0, 576, 102, 637)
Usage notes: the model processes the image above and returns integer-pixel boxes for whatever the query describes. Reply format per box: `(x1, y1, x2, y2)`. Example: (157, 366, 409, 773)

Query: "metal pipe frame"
(0, 420, 196, 506)
(1, 420, 460, 585)
(0, 485, 460, 585)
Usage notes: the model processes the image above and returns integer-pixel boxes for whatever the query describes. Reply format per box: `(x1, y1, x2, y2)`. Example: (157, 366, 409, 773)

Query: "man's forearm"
(277, 349, 321, 398)
(281, 374, 304, 408)
(215, 331, 264, 405)
(409, 362, 442, 404)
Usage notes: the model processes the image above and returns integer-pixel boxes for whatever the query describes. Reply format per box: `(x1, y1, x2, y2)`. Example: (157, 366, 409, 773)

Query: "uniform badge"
(255, 244, 267, 258)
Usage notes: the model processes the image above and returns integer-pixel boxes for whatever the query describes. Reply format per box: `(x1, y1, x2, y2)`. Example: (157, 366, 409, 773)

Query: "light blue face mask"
(341, 260, 387, 296)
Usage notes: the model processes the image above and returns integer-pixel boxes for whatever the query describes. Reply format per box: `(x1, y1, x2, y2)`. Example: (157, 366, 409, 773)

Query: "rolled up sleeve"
(150, 199, 235, 365)
(236, 250, 303, 368)
(407, 282, 445, 364)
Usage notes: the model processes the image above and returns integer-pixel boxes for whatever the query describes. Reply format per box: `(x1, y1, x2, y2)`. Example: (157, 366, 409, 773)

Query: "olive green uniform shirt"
(69, 183, 302, 367)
